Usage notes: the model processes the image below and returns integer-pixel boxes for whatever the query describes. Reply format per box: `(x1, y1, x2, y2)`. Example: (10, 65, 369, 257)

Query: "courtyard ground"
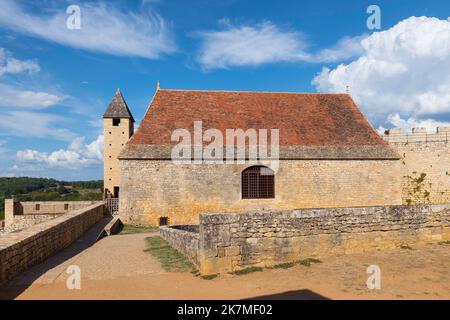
(0, 224, 449, 300)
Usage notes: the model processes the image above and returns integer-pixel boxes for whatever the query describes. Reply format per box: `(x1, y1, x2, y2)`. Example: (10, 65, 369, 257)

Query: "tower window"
(112, 118, 120, 126)
(242, 166, 275, 199)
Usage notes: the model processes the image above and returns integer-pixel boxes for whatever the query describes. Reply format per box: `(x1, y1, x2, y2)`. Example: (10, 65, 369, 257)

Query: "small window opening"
(159, 217, 169, 226)
(64, 203, 69, 210)
(112, 118, 120, 126)
(35, 204, 40, 211)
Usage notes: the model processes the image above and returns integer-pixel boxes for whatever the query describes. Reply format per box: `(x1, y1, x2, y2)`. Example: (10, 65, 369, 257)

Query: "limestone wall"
(160, 225, 199, 265)
(3, 200, 102, 233)
(0, 203, 105, 285)
(384, 127, 450, 204)
(196, 205, 450, 275)
(120, 159, 401, 226)
(104, 118, 133, 196)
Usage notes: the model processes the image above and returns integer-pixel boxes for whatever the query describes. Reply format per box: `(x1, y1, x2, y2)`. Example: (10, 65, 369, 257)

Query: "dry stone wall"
(192, 205, 450, 275)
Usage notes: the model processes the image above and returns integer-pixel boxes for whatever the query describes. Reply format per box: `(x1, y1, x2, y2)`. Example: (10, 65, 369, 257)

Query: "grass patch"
(119, 224, 158, 235)
(297, 258, 322, 267)
(201, 274, 218, 280)
(144, 236, 196, 272)
(438, 240, 450, 245)
(270, 262, 297, 269)
(400, 244, 414, 250)
(230, 266, 263, 276)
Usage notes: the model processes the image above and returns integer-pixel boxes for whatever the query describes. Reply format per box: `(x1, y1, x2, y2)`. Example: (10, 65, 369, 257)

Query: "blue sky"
(0, 0, 449, 180)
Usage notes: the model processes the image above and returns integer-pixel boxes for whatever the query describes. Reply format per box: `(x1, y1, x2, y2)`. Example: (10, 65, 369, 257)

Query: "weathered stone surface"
(195, 204, 450, 275)
(0, 203, 105, 285)
(3, 200, 101, 233)
(159, 225, 199, 265)
(119, 160, 402, 226)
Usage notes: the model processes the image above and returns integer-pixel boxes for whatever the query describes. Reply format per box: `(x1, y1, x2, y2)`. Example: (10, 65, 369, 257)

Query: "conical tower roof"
(103, 89, 134, 122)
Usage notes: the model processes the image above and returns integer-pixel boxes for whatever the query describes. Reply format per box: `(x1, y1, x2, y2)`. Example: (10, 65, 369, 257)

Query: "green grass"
(119, 224, 159, 235)
(269, 262, 297, 269)
(144, 236, 196, 272)
(0, 210, 4, 221)
(297, 258, 322, 267)
(229, 266, 263, 276)
(400, 244, 414, 250)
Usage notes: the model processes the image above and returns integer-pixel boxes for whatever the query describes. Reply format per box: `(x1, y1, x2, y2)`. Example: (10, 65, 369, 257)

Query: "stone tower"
(103, 89, 134, 198)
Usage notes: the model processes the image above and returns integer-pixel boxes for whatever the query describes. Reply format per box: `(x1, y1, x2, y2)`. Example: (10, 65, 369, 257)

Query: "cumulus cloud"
(15, 135, 104, 169)
(378, 113, 450, 133)
(0, 48, 39, 75)
(196, 20, 364, 69)
(0, 0, 176, 59)
(312, 16, 450, 126)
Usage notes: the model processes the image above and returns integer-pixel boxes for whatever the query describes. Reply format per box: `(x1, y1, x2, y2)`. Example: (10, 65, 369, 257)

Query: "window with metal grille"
(242, 166, 275, 199)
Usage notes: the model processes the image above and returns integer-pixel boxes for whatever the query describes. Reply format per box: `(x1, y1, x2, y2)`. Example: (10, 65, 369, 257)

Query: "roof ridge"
(158, 88, 349, 95)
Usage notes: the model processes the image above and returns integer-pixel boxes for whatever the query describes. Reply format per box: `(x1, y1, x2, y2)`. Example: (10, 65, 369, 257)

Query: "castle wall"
(384, 127, 450, 205)
(119, 159, 401, 226)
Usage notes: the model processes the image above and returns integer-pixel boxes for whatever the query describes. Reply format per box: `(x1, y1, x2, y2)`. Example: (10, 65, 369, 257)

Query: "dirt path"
(1, 231, 449, 300)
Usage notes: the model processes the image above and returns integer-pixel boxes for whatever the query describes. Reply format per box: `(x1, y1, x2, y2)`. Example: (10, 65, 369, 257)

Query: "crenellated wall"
(383, 127, 450, 205)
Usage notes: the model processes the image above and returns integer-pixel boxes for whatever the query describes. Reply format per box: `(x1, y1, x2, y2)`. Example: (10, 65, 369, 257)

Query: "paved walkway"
(0, 220, 162, 299)
(1, 220, 449, 300)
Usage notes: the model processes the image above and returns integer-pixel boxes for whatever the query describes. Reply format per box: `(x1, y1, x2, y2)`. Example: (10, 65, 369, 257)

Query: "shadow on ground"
(0, 216, 113, 300)
(247, 289, 330, 300)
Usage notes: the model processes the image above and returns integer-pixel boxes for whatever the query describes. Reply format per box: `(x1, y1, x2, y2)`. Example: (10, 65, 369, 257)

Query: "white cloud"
(312, 16, 450, 126)
(0, 83, 63, 109)
(0, 48, 63, 109)
(314, 35, 367, 63)
(0, 1, 176, 59)
(196, 20, 365, 69)
(197, 21, 310, 69)
(0, 48, 39, 75)
(378, 113, 450, 133)
(15, 135, 104, 169)
(0, 111, 76, 141)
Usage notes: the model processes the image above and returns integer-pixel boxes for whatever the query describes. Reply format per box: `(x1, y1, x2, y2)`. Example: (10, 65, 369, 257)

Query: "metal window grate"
(242, 166, 275, 199)
(106, 198, 119, 215)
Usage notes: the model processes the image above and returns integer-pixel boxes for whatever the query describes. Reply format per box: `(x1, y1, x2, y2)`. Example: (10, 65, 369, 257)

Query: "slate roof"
(120, 89, 398, 160)
(103, 89, 134, 121)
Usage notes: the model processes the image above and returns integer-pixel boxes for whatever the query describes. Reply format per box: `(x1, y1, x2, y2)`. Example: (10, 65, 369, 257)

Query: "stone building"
(103, 89, 135, 199)
(106, 88, 402, 226)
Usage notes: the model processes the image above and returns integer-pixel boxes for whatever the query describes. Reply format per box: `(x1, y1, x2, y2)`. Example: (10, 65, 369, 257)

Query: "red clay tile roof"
(129, 89, 387, 148)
